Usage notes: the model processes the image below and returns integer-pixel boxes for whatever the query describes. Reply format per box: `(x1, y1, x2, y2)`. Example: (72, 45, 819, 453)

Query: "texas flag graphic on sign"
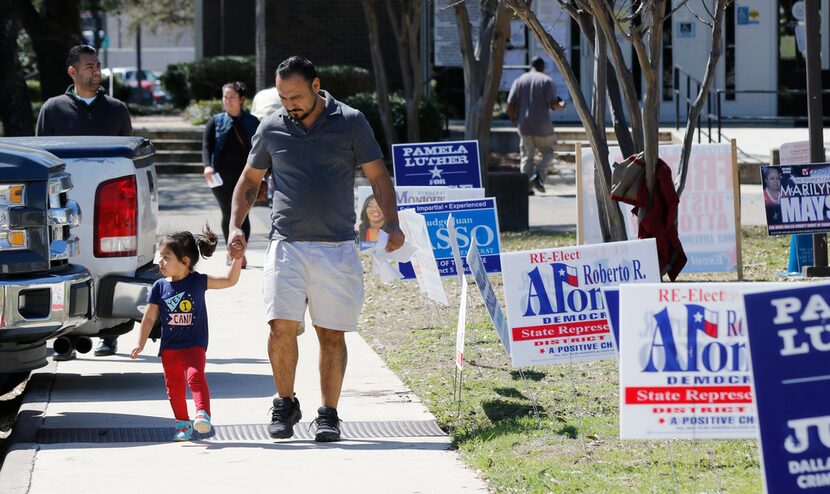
(689, 304, 719, 338)
(564, 264, 578, 287)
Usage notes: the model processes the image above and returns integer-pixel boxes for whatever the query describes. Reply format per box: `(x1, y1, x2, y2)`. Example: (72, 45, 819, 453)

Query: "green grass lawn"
(359, 226, 805, 493)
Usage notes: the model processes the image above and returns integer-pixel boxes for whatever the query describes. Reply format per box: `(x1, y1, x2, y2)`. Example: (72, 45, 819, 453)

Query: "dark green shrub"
(100, 76, 130, 103)
(161, 63, 190, 107)
(187, 56, 256, 101)
(161, 56, 256, 108)
(342, 92, 447, 159)
(26, 80, 40, 103)
(317, 65, 374, 100)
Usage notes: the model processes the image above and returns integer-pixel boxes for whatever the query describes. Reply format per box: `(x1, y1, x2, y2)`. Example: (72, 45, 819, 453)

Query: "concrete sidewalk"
(0, 177, 487, 493)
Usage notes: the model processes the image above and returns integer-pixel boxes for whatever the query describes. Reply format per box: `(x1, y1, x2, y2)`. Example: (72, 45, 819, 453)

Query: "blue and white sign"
(393, 140, 482, 188)
(744, 284, 830, 493)
(398, 198, 501, 279)
(467, 240, 510, 354)
(601, 287, 620, 354)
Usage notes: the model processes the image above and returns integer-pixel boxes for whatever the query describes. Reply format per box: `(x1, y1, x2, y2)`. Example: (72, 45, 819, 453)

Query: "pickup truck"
(0, 143, 92, 375)
(0, 137, 160, 358)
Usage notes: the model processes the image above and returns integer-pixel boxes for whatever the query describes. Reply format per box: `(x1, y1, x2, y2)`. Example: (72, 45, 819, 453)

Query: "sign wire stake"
(666, 439, 681, 494)
(567, 358, 589, 461)
(707, 443, 724, 494)
(518, 368, 542, 429)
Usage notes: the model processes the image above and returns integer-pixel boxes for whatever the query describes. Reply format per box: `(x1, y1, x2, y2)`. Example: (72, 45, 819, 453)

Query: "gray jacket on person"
(36, 85, 132, 136)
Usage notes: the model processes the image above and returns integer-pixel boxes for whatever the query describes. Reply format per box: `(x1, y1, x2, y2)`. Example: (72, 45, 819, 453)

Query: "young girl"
(131, 224, 242, 441)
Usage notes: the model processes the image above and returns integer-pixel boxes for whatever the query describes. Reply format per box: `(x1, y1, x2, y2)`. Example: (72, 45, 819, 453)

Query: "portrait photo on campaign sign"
(393, 140, 481, 188)
(760, 163, 830, 236)
(397, 198, 501, 279)
(500, 239, 660, 368)
(743, 284, 830, 493)
(617, 283, 798, 440)
(355, 186, 484, 251)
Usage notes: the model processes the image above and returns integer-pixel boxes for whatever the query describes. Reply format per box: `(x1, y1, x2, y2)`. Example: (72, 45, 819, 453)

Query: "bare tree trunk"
(360, 0, 399, 152)
(507, 0, 626, 240)
(677, 0, 730, 196)
(0, 0, 34, 136)
(12, 0, 82, 100)
(454, 0, 511, 186)
(387, 0, 423, 142)
(573, 8, 635, 157)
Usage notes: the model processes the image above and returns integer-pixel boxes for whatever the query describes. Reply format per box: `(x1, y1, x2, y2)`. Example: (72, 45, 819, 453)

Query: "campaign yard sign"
(501, 239, 660, 367)
(393, 140, 482, 188)
(467, 239, 511, 354)
(355, 186, 485, 251)
(618, 283, 768, 440)
(579, 143, 740, 273)
(744, 284, 830, 493)
(760, 163, 830, 236)
(397, 198, 501, 279)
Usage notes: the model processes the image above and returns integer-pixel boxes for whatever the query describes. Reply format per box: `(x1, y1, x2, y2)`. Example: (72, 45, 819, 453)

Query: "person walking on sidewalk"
(36, 44, 132, 359)
(228, 56, 404, 442)
(130, 224, 242, 441)
(202, 81, 260, 267)
(507, 56, 566, 194)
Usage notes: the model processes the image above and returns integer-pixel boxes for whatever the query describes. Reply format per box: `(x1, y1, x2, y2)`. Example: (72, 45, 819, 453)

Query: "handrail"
(674, 64, 830, 143)
(673, 65, 718, 144)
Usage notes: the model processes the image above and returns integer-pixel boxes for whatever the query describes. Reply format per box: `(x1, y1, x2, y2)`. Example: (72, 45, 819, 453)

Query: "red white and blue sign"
(501, 239, 660, 367)
(393, 140, 482, 188)
(744, 284, 830, 493)
(619, 283, 766, 440)
(397, 198, 500, 280)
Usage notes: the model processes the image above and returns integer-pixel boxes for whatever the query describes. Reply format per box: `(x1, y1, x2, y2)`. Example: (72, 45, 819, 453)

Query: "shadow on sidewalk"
(40, 371, 276, 402)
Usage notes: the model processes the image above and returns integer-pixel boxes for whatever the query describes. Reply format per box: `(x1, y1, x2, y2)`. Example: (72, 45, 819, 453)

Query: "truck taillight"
(94, 176, 137, 257)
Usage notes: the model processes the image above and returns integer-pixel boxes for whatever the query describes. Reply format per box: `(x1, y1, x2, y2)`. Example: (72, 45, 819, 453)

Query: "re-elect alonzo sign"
(744, 284, 830, 493)
(618, 283, 775, 440)
(501, 239, 660, 367)
(393, 140, 481, 188)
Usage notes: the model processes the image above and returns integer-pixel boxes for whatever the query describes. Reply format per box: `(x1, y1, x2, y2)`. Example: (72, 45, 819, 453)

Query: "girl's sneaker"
(193, 410, 212, 433)
(172, 420, 193, 441)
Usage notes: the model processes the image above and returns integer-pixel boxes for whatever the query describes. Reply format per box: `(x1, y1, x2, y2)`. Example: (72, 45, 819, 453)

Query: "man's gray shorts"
(263, 239, 364, 332)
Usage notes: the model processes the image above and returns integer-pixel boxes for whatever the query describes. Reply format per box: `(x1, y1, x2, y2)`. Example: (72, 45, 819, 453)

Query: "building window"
(570, 18, 581, 86)
(662, 15, 673, 101)
(725, 4, 736, 100)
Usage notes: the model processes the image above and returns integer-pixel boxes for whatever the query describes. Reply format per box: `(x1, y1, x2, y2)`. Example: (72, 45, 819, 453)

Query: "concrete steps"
(135, 126, 204, 175)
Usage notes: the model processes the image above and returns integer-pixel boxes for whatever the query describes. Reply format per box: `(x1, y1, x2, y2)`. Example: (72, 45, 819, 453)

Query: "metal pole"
(717, 92, 722, 143)
(804, 0, 830, 277)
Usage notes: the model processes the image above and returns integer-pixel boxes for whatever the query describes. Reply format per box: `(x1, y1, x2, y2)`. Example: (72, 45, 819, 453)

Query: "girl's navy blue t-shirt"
(148, 272, 209, 354)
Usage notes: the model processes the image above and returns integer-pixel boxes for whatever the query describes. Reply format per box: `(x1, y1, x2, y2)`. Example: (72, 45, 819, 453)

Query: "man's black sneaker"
(531, 173, 546, 193)
(313, 406, 341, 442)
(267, 395, 302, 439)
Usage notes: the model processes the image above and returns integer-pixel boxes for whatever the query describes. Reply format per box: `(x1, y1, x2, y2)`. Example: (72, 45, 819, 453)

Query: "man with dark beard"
(228, 56, 404, 442)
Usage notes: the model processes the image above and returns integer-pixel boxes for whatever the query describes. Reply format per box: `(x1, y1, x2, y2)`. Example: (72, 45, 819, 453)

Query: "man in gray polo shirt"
(228, 56, 404, 442)
(507, 56, 566, 194)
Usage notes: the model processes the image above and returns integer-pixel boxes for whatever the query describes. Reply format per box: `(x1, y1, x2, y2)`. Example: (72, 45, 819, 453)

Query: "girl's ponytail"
(195, 223, 218, 259)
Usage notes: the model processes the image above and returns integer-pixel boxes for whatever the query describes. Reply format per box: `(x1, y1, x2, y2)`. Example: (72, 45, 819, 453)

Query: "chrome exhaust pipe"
(53, 336, 74, 356)
(74, 336, 93, 354)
